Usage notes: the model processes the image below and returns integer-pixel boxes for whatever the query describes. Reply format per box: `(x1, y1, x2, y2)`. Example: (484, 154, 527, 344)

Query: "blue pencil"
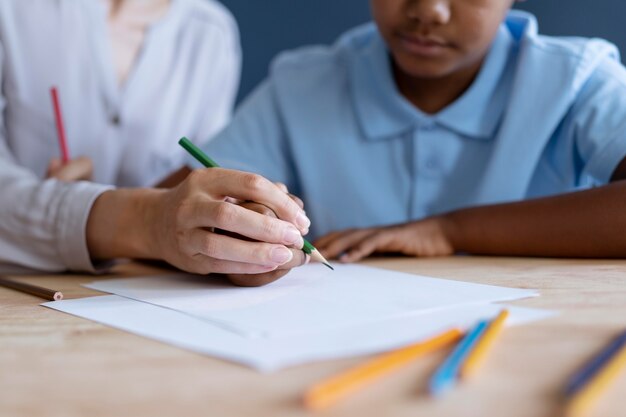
(564, 329, 626, 397)
(429, 320, 489, 397)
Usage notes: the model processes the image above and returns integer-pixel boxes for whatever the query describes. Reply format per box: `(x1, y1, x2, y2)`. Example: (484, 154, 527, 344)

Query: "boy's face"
(371, 0, 516, 80)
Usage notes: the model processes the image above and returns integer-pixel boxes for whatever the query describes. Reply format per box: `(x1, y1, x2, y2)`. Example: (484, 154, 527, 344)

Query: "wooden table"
(1, 257, 625, 417)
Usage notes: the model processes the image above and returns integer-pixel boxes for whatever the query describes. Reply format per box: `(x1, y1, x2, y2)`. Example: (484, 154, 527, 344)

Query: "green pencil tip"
(324, 262, 334, 271)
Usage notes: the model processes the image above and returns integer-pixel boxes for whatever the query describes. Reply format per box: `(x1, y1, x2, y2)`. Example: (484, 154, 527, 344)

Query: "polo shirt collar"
(348, 23, 514, 141)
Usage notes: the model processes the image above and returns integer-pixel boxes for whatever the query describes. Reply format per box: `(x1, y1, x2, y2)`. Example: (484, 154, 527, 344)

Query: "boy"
(194, 0, 626, 270)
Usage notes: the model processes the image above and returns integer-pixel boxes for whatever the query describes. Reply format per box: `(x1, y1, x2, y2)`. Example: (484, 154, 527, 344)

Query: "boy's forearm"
(444, 181, 626, 258)
(86, 188, 164, 261)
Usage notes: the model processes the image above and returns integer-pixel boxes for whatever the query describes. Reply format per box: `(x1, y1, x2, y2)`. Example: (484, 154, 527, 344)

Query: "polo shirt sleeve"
(193, 79, 299, 191)
(572, 56, 626, 184)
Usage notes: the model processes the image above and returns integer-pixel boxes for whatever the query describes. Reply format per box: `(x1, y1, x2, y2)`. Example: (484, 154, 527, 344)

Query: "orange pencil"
(50, 86, 70, 163)
(303, 328, 462, 410)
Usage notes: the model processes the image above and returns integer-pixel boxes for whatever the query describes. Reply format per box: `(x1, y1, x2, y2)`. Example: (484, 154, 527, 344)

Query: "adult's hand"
(46, 156, 93, 181)
(222, 201, 310, 287)
(86, 168, 311, 275)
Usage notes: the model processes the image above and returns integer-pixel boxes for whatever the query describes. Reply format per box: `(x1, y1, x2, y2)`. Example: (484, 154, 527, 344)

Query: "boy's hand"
(46, 156, 93, 181)
(314, 217, 455, 263)
(224, 200, 309, 287)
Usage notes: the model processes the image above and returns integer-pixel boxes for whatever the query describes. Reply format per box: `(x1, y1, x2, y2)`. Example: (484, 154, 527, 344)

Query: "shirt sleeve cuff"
(56, 182, 116, 273)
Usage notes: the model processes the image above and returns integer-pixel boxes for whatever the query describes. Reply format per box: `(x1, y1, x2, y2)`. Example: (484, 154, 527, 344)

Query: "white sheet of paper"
(84, 264, 537, 338)
(43, 295, 554, 372)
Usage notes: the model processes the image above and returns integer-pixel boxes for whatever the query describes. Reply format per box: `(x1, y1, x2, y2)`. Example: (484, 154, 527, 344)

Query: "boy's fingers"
(228, 269, 290, 287)
(317, 229, 375, 259)
(193, 169, 310, 233)
(189, 201, 304, 249)
(278, 248, 308, 270)
(314, 230, 350, 250)
(239, 201, 277, 218)
(190, 256, 279, 275)
(342, 235, 387, 263)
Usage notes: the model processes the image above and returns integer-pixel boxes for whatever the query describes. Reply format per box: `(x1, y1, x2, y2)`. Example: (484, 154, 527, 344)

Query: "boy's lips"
(396, 32, 451, 57)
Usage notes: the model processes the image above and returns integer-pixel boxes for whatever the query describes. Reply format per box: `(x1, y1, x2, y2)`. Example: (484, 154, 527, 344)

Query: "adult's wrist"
(86, 188, 166, 261)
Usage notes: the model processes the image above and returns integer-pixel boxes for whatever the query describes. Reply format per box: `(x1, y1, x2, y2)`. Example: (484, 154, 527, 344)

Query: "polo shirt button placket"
(418, 122, 440, 176)
(426, 158, 438, 172)
(421, 122, 436, 132)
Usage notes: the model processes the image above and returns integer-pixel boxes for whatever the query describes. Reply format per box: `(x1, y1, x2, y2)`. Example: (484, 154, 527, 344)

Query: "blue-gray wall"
(221, 0, 369, 101)
(221, 0, 626, 102)
(515, 1, 626, 57)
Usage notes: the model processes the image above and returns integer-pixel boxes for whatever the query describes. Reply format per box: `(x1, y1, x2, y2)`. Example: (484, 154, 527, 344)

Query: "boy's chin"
(396, 61, 459, 81)
(392, 53, 461, 81)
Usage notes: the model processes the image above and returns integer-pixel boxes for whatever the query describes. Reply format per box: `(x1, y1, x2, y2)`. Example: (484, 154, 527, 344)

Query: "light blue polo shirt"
(198, 11, 626, 240)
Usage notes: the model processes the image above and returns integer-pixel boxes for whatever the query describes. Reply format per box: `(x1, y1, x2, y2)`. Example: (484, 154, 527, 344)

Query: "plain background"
(220, 0, 626, 102)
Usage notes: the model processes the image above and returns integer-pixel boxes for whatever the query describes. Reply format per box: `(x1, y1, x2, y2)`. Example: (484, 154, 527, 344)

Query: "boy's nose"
(406, 0, 451, 26)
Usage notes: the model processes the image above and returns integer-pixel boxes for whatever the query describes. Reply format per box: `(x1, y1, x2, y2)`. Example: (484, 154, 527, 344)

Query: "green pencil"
(179, 137, 333, 270)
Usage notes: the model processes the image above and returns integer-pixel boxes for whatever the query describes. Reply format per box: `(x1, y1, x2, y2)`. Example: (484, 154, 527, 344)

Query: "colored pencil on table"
(50, 86, 70, 163)
(565, 329, 626, 417)
(178, 136, 333, 270)
(0, 275, 63, 301)
(461, 309, 510, 379)
(303, 328, 462, 410)
(565, 330, 626, 397)
(429, 320, 488, 396)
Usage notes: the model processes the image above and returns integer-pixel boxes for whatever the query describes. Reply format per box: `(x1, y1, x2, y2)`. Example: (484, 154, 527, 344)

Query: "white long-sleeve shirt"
(0, 0, 241, 272)
(100, 0, 171, 85)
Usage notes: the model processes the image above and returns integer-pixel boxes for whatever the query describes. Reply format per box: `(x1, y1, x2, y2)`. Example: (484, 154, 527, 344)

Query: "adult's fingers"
(45, 158, 62, 178)
(274, 182, 304, 209)
(189, 169, 310, 233)
(289, 193, 304, 210)
(187, 229, 294, 267)
(226, 249, 309, 287)
(51, 156, 94, 181)
(188, 201, 304, 248)
(274, 182, 288, 193)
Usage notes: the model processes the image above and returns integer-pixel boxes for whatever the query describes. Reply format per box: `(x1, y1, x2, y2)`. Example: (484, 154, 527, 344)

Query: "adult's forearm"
(445, 181, 626, 258)
(86, 188, 164, 261)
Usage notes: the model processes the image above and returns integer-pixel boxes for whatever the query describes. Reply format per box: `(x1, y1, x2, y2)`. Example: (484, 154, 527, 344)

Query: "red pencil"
(50, 86, 70, 163)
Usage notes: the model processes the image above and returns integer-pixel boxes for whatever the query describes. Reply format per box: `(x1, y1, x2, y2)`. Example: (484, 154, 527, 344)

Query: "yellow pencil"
(565, 343, 626, 417)
(303, 328, 462, 410)
(460, 309, 509, 379)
